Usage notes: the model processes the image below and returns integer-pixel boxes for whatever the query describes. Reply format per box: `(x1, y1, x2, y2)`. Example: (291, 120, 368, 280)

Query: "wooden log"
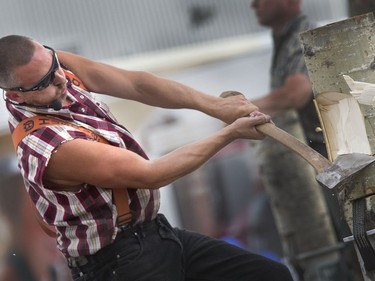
(300, 13, 375, 161)
(300, 13, 375, 280)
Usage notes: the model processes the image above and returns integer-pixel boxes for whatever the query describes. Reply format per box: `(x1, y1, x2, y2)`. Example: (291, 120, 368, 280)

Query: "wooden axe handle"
(256, 123, 331, 173)
(220, 91, 331, 172)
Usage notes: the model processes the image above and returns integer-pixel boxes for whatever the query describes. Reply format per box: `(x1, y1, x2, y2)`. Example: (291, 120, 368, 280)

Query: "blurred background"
(0, 0, 357, 280)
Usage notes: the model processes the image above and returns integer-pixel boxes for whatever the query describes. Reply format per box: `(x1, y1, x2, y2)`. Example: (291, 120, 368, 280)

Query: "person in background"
(0, 35, 293, 281)
(251, 0, 323, 151)
(0, 155, 72, 281)
(250, 0, 361, 279)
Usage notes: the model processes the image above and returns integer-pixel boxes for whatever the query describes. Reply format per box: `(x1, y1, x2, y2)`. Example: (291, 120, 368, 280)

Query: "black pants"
(69, 214, 293, 281)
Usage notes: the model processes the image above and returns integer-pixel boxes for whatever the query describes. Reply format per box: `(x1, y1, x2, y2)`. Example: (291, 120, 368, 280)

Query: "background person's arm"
(251, 73, 312, 115)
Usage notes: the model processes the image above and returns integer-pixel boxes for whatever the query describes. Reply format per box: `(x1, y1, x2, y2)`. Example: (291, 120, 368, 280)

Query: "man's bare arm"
(57, 51, 259, 124)
(44, 113, 270, 191)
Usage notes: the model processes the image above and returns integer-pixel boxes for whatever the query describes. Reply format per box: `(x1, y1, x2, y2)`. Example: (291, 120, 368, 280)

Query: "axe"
(220, 91, 375, 190)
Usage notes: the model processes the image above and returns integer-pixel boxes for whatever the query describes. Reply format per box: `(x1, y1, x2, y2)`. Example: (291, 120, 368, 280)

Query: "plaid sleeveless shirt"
(6, 78, 160, 258)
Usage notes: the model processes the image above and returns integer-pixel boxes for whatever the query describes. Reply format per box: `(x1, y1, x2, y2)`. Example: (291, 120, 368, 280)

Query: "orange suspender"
(12, 115, 108, 150)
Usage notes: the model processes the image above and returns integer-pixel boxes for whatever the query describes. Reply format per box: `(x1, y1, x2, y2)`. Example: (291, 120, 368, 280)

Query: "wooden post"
(300, 13, 375, 280)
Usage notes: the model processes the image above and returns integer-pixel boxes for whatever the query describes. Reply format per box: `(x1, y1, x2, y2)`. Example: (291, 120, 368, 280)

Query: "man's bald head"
(0, 35, 35, 88)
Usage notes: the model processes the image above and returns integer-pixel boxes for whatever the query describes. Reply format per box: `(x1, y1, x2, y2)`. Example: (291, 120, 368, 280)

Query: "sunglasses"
(5, 45, 59, 92)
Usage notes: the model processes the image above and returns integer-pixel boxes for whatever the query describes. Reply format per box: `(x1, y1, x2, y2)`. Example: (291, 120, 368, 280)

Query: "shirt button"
(80, 108, 86, 113)
(80, 95, 85, 99)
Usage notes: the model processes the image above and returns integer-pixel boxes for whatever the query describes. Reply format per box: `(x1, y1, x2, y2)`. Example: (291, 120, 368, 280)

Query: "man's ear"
(5, 91, 25, 103)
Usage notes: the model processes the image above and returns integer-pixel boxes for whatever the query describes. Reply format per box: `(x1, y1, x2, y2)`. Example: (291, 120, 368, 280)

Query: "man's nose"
(53, 69, 67, 85)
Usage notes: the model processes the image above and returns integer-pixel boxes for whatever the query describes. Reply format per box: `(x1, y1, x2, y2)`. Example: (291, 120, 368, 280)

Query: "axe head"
(316, 153, 375, 190)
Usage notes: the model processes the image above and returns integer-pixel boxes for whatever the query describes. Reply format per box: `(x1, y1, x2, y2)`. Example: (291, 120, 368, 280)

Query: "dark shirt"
(271, 13, 324, 145)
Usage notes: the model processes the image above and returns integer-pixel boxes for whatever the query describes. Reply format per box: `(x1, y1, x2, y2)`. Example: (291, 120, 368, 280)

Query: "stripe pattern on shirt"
(7, 80, 160, 257)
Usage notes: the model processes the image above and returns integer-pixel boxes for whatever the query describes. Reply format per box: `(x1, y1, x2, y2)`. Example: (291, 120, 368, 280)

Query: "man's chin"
(49, 99, 63, 110)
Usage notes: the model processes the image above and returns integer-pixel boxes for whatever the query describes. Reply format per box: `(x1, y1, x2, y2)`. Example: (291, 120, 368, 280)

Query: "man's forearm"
(148, 127, 234, 188)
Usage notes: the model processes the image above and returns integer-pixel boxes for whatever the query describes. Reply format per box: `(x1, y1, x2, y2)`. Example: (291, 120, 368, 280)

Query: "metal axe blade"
(315, 153, 375, 190)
